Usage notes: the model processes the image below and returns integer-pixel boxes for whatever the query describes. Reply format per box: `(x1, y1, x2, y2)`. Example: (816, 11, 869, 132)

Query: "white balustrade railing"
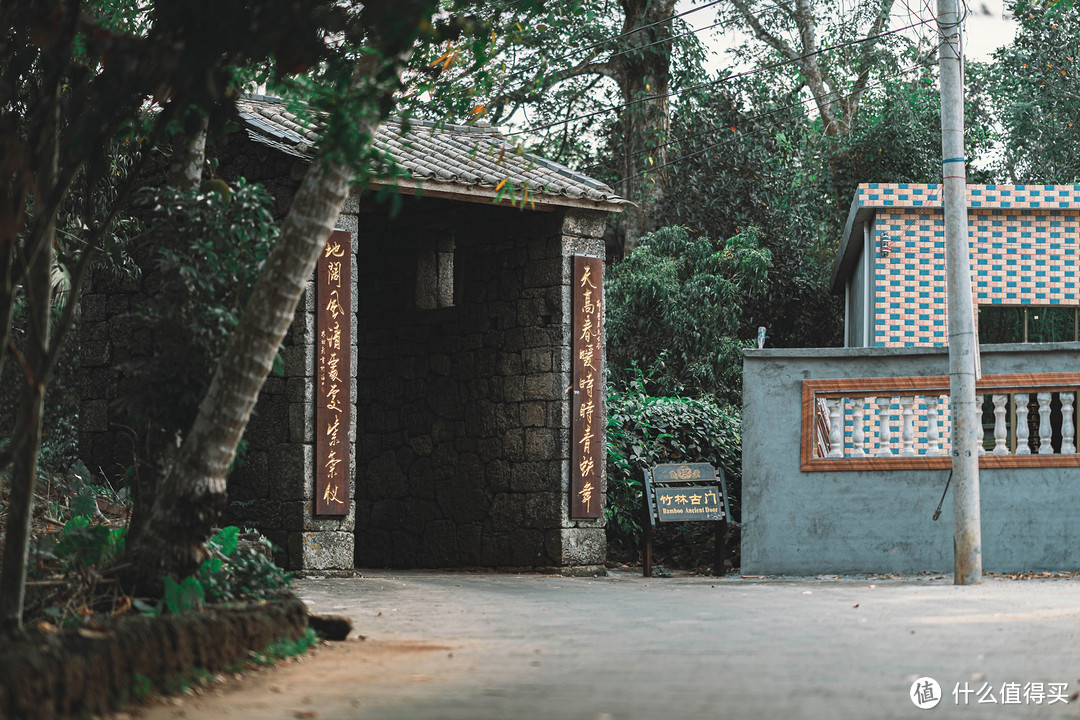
(813, 388, 1079, 460)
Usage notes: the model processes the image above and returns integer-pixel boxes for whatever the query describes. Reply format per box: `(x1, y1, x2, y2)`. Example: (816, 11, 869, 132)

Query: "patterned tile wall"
(854, 184, 1080, 347)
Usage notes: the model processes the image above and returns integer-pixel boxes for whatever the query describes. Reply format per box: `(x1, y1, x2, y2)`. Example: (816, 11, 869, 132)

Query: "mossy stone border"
(0, 592, 307, 719)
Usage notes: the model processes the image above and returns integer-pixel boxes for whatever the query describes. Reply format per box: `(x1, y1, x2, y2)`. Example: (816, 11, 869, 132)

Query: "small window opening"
(416, 238, 455, 310)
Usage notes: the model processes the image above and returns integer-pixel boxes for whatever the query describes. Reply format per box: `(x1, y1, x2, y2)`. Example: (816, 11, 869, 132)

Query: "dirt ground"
(116, 638, 473, 720)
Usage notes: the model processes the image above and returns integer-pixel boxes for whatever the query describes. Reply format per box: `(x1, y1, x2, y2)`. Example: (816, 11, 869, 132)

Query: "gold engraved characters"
(572, 257, 603, 517)
(325, 290, 345, 320)
(654, 486, 722, 519)
(578, 480, 594, 514)
(317, 232, 350, 513)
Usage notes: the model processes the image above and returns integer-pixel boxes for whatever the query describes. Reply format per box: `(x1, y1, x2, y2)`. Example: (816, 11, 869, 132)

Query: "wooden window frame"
(801, 373, 1080, 471)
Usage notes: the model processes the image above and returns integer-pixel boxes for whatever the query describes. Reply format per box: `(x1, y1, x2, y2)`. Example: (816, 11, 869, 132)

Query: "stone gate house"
(79, 96, 623, 573)
(742, 183, 1080, 574)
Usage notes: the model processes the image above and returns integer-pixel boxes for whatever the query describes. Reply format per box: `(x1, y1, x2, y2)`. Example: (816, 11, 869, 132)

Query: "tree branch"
(729, 0, 801, 62)
(492, 56, 621, 110)
(791, 0, 840, 134)
(844, 0, 898, 129)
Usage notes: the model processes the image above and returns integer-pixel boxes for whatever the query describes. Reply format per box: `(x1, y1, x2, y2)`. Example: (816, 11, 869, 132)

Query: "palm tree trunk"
(117, 139, 363, 593)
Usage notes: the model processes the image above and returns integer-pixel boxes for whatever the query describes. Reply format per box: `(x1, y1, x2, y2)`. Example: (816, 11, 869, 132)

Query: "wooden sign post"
(642, 463, 731, 577)
(571, 255, 604, 519)
(315, 229, 351, 516)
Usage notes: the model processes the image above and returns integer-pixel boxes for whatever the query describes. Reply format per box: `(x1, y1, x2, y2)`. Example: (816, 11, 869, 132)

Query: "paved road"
(290, 571, 1080, 719)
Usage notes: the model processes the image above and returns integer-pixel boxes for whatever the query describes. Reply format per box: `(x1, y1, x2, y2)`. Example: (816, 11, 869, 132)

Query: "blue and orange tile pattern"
(853, 183, 1080, 347)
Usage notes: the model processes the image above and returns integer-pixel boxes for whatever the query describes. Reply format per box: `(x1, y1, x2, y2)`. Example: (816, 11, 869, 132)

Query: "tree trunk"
(117, 134, 364, 594)
(166, 113, 209, 191)
(0, 103, 57, 637)
(617, 0, 675, 258)
(125, 109, 211, 550)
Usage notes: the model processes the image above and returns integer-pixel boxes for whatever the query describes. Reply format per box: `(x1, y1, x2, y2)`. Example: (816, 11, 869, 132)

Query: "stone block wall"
(79, 141, 357, 570)
(80, 130, 608, 572)
(222, 239, 358, 570)
(215, 143, 358, 569)
(351, 197, 607, 571)
(78, 245, 160, 479)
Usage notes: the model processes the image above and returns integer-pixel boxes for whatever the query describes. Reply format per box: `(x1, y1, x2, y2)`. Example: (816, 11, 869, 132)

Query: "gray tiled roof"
(236, 96, 624, 207)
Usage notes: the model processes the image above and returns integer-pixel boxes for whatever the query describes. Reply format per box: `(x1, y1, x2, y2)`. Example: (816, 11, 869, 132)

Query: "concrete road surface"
(284, 570, 1080, 719)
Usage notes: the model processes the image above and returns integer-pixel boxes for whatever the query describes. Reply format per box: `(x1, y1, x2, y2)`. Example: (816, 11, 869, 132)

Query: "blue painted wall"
(741, 344, 1080, 574)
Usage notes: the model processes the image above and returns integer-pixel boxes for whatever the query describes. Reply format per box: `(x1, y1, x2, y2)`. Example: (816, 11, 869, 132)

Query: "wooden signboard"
(652, 485, 725, 523)
(642, 463, 731, 576)
(315, 229, 351, 516)
(571, 255, 604, 519)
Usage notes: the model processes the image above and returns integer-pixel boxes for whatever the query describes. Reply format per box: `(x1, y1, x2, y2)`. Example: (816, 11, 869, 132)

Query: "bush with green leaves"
(605, 225, 770, 406)
(115, 179, 279, 442)
(30, 463, 128, 577)
(605, 362, 741, 560)
(195, 526, 291, 604)
(147, 526, 291, 615)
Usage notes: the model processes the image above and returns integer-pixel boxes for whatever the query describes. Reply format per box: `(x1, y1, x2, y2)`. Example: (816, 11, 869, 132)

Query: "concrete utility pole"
(937, 0, 982, 584)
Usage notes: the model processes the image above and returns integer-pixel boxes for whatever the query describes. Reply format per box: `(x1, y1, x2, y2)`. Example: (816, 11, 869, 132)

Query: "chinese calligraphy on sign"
(316, 229, 351, 516)
(653, 486, 724, 522)
(644, 464, 728, 524)
(571, 256, 603, 519)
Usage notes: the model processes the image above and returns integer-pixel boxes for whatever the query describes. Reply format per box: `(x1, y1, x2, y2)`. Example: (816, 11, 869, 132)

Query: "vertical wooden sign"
(571, 255, 603, 519)
(316, 229, 351, 516)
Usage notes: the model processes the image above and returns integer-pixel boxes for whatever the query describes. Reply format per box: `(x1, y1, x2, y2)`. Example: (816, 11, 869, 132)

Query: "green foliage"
(130, 674, 153, 702)
(249, 628, 320, 666)
(605, 362, 741, 554)
(163, 576, 206, 615)
(54, 516, 126, 569)
(829, 68, 995, 201)
(146, 527, 290, 615)
(985, 1, 1080, 182)
(210, 525, 240, 557)
(411, 0, 706, 167)
(197, 527, 291, 604)
(653, 83, 842, 351)
(606, 225, 770, 405)
(30, 467, 129, 575)
(115, 180, 278, 436)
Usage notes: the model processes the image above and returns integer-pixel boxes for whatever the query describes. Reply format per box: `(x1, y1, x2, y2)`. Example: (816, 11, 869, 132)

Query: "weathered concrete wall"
(742, 343, 1080, 574)
(351, 197, 606, 572)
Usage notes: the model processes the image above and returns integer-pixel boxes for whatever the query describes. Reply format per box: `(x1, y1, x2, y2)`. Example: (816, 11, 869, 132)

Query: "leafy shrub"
(605, 363, 741, 561)
(145, 526, 290, 615)
(605, 225, 770, 405)
(115, 179, 279, 443)
(196, 526, 291, 604)
(31, 465, 129, 576)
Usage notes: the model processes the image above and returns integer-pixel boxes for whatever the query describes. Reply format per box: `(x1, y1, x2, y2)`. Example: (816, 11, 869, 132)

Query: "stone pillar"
(551, 208, 608, 574)
(227, 197, 360, 570)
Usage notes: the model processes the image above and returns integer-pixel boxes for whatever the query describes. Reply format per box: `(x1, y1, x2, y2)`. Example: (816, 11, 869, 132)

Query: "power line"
(609, 61, 927, 185)
(605, 0, 795, 63)
(505, 15, 935, 137)
(490, 0, 727, 73)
